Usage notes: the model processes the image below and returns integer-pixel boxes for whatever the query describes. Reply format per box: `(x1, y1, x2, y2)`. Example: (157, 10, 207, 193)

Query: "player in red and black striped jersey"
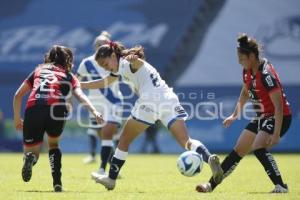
(25, 63, 80, 109)
(242, 59, 291, 117)
(197, 34, 292, 193)
(13, 45, 103, 192)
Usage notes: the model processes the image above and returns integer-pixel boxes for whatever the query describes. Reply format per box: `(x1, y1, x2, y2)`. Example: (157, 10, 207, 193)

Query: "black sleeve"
(261, 72, 279, 92)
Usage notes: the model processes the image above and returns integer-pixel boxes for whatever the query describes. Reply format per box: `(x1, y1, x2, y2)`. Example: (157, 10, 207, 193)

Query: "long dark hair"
(44, 45, 73, 71)
(237, 33, 261, 59)
(95, 41, 145, 62)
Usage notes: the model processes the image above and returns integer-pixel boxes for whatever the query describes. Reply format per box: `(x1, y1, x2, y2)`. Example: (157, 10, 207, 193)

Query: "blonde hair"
(94, 31, 111, 49)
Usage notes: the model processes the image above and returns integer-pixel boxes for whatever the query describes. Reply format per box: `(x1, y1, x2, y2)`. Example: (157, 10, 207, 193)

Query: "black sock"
(108, 148, 114, 164)
(108, 157, 125, 180)
(254, 148, 284, 186)
(89, 135, 97, 157)
(209, 150, 242, 190)
(49, 148, 62, 186)
(100, 146, 113, 170)
(195, 145, 211, 163)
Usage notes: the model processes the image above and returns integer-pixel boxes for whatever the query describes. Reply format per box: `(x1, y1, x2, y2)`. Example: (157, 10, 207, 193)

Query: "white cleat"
(196, 182, 212, 193)
(208, 154, 223, 184)
(91, 168, 106, 180)
(95, 175, 116, 190)
(83, 155, 96, 164)
(270, 184, 288, 193)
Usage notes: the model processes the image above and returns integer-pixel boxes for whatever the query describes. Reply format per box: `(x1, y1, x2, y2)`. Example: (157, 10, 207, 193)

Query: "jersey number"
(40, 70, 58, 92)
(150, 73, 160, 87)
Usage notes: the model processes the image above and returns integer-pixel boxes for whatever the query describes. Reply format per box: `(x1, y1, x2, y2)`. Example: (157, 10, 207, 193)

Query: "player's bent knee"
(252, 143, 268, 151)
(252, 136, 270, 150)
(233, 145, 248, 157)
(101, 131, 114, 140)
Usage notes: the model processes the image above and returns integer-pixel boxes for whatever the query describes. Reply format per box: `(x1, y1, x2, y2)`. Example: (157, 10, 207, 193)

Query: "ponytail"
(45, 45, 73, 71)
(237, 33, 261, 59)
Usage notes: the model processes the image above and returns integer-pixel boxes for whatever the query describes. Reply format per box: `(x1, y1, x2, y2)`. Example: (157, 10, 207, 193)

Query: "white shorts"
(131, 91, 188, 129)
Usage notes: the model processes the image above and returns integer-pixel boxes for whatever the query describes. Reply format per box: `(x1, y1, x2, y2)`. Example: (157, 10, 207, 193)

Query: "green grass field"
(1, 153, 299, 200)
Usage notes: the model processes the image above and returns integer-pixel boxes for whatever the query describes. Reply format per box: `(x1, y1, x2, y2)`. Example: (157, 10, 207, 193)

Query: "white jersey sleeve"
(75, 59, 89, 81)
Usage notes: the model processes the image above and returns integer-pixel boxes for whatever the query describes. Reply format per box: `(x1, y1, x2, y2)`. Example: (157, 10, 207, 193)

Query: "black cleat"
(22, 152, 35, 182)
(53, 184, 63, 192)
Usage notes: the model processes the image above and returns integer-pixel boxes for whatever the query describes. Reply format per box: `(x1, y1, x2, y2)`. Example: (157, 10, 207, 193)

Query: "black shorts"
(245, 115, 292, 137)
(23, 105, 67, 147)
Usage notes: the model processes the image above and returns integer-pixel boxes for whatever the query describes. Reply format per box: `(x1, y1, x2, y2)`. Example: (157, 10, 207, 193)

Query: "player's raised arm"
(125, 54, 143, 70)
(80, 75, 118, 89)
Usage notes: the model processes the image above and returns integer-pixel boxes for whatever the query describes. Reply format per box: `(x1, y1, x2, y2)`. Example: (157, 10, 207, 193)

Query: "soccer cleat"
(91, 168, 106, 180)
(95, 175, 116, 190)
(22, 152, 35, 182)
(53, 184, 63, 192)
(270, 184, 288, 193)
(91, 168, 122, 180)
(208, 154, 223, 184)
(83, 155, 96, 164)
(196, 182, 212, 193)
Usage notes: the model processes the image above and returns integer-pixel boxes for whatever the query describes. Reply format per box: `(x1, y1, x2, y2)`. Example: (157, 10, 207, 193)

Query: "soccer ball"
(177, 151, 203, 177)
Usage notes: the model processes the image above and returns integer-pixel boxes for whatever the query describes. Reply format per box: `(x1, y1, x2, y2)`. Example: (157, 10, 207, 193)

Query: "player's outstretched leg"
(186, 139, 223, 184)
(22, 152, 37, 182)
(196, 149, 242, 192)
(168, 120, 223, 186)
(49, 148, 63, 192)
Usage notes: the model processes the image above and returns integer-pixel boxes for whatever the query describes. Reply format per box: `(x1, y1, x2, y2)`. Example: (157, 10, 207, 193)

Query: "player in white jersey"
(81, 41, 223, 191)
(76, 32, 123, 176)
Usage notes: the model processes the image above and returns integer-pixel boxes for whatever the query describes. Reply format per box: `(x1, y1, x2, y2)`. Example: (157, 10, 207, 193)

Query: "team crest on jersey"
(265, 75, 274, 87)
